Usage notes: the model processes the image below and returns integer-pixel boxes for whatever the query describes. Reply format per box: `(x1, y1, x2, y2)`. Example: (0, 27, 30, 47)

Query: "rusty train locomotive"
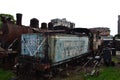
(0, 13, 43, 65)
(0, 13, 102, 75)
(0, 13, 40, 51)
(16, 28, 102, 75)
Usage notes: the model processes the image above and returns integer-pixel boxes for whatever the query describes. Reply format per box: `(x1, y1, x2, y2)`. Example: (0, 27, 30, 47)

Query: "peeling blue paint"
(21, 33, 89, 63)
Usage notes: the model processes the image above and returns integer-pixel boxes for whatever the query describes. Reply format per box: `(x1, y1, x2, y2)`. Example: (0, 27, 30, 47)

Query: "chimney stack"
(48, 22, 53, 30)
(16, 13, 22, 25)
(41, 22, 47, 29)
(30, 18, 39, 28)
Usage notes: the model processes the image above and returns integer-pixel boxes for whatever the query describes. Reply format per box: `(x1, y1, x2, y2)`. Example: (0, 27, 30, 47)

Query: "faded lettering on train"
(53, 36, 89, 62)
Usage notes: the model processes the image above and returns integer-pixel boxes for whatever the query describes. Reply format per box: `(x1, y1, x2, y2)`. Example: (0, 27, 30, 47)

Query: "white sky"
(1, 0, 120, 35)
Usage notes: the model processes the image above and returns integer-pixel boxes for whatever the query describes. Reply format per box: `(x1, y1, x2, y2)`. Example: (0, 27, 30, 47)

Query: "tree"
(0, 14, 15, 28)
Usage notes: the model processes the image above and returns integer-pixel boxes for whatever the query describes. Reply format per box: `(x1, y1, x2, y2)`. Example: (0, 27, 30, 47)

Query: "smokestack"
(41, 22, 47, 29)
(48, 22, 53, 30)
(118, 15, 120, 34)
(16, 13, 22, 25)
(30, 18, 39, 28)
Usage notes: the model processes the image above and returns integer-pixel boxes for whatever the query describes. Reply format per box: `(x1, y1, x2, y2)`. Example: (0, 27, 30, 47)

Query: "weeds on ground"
(0, 69, 14, 80)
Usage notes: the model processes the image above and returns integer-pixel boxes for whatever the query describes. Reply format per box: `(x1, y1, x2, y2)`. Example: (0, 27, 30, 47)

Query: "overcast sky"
(1, 0, 120, 35)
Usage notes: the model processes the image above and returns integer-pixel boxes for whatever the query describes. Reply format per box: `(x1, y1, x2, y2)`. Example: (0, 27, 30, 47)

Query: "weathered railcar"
(114, 39, 120, 50)
(113, 34, 120, 51)
(16, 28, 99, 76)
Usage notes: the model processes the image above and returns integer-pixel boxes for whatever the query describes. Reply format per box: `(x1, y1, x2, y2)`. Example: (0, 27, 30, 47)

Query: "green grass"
(85, 55, 120, 80)
(0, 69, 14, 80)
(85, 67, 120, 80)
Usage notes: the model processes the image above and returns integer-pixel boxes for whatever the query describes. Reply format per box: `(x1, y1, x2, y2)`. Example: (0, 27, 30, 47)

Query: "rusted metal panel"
(0, 23, 33, 43)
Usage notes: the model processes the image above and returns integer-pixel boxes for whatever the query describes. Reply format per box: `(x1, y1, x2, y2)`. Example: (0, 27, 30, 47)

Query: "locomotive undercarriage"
(15, 51, 96, 80)
(0, 47, 18, 69)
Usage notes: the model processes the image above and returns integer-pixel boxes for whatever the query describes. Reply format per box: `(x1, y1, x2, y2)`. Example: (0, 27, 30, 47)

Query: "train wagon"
(16, 28, 95, 76)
